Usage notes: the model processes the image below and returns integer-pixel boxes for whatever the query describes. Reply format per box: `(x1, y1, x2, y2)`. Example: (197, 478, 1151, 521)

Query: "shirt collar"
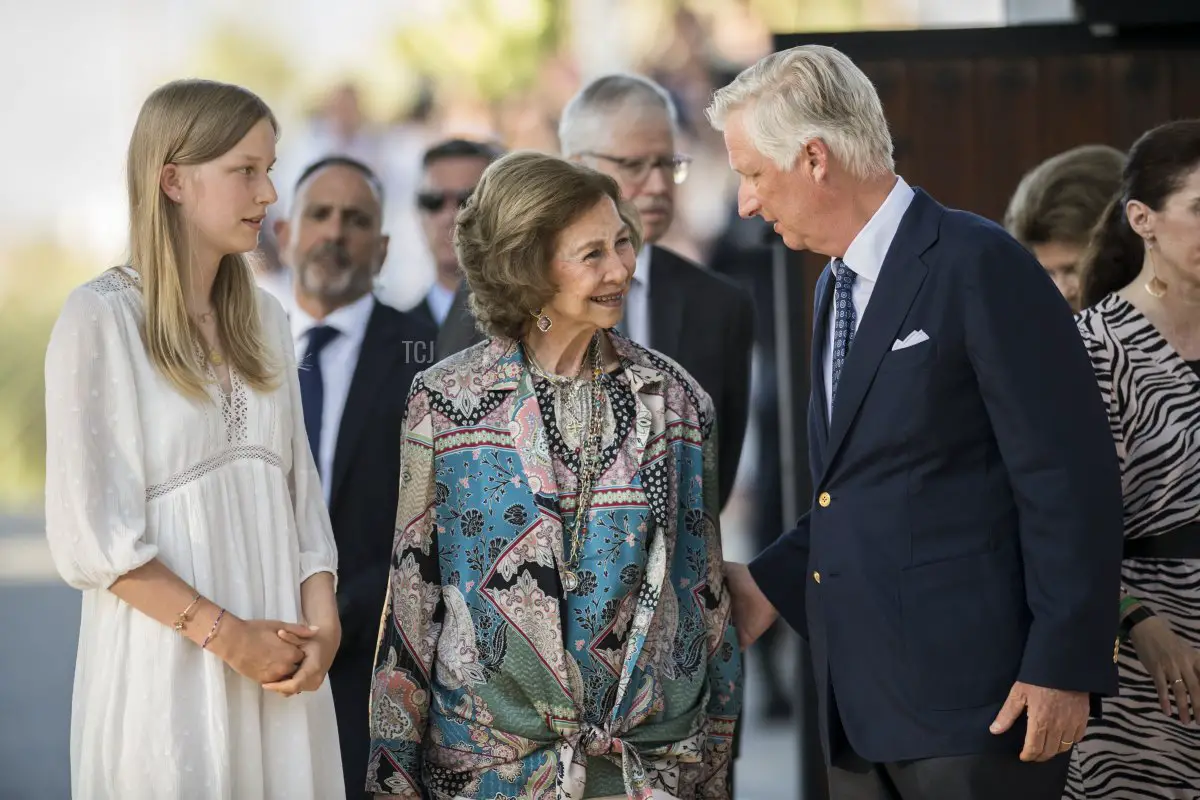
(290, 291, 376, 347)
(841, 175, 914, 282)
(426, 281, 457, 325)
(634, 244, 652, 290)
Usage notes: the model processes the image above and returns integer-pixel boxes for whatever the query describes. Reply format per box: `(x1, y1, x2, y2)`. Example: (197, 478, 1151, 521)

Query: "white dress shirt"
(425, 281, 456, 326)
(291, 292, 376, 503)
(621, 245, 653, 348)
(823, 175, 915, 417)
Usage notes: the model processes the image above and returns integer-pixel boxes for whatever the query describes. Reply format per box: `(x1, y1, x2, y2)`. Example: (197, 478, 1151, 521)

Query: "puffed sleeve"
(263, 292, 338, 586)
(44, 286, 157, 590)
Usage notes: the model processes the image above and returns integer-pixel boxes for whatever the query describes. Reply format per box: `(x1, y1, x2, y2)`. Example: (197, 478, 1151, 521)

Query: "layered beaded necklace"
(525, 331, 605, 593)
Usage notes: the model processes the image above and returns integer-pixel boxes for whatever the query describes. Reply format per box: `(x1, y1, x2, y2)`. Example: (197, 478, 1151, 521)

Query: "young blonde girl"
(44, 79, 345, 799)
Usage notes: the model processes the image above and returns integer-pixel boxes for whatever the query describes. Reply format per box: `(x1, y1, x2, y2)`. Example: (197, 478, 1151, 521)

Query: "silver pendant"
(562, 571, 580, 592)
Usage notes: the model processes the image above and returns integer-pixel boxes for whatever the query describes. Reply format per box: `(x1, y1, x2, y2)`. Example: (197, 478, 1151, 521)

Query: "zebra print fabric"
(1067, 294, 1200, 799)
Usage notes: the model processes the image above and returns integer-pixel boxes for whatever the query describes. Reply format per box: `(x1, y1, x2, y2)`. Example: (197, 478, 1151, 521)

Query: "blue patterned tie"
(831, 258, 857, 403)
(299, 324, 340, 472)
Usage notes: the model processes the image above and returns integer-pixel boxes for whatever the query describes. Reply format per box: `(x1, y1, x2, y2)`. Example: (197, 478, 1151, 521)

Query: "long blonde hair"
(127, 79, 280, 398)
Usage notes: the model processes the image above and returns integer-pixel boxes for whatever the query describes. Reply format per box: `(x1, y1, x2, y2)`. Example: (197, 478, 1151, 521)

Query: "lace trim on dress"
(220, 370, 249, 445)
(191, 338, 249, 445)
(145, 444, 284, 501)
(90, 267, 140, 296)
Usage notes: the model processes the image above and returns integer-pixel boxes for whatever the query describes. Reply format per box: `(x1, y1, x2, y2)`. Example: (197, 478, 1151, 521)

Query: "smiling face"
(164, 117, 278, 265)
(275, 162, 388, 314)
(542, 197, 637, 335)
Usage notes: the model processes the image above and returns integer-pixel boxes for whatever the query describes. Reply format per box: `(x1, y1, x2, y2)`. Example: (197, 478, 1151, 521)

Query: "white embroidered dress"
(44, 267, 345, 800)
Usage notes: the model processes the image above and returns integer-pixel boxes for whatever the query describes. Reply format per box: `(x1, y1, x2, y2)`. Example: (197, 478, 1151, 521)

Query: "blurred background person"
(274, 155, 435, 799)
(1069, 119, 1200, 800)
(707, 203, 792, 722)
(1004, 144, 1127, 312)
(407, 138, 504, 331)
(276, 83, 389, 214)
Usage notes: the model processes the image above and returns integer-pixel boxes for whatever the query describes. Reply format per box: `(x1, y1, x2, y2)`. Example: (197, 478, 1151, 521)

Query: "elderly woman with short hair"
(365, 151, 741, 800)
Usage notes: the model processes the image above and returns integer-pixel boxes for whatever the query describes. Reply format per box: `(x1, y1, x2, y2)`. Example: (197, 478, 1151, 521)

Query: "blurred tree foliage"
(187, 21, 295, 105)
(0, 241, 94, 511)
(389, 0, 865, 105)
(684, 0, 863, 32)
(0, 0, 874, 514)
(748, 0, 864, 31)
(391, 0, 566, 100)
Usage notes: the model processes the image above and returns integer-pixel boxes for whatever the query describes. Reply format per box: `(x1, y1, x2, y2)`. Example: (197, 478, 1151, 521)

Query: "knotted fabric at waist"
(555, 721, 703, 800)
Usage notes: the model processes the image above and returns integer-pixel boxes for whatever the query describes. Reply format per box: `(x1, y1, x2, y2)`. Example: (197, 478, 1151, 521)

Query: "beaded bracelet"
(172, 593, 202, 633)
(202, 608, 226, 650)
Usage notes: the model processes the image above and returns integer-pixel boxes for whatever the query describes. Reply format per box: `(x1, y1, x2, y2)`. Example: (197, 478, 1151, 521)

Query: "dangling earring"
(530, 307, 552, 333)
(1145, 239, 1168, 298)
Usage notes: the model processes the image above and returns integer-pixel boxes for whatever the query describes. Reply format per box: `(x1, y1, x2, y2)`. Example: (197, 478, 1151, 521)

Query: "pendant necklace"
(526, 332, 605, 592)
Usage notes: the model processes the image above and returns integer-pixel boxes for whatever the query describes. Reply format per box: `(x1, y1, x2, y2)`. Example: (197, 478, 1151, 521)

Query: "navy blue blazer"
(750, 188, 1123, 764)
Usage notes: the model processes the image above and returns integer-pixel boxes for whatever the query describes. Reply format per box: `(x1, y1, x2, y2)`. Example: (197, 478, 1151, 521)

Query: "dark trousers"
(829, 748, 1071, 800)
(329, 645, 375, 800)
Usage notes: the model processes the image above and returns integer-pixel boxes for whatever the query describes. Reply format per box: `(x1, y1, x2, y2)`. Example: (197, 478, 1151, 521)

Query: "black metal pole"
(771, 238, 829, 800)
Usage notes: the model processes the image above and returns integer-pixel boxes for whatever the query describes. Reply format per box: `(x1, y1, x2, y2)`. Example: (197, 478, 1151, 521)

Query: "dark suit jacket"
(435, 285, 485, 361)
(647, 246, 753, 509)
(435, 246, 755, 509)
(325, 300, 435, 797)
(750, 189, 1123, 765)
(329, 301, 436, 646)
(409, 297, 436, 332)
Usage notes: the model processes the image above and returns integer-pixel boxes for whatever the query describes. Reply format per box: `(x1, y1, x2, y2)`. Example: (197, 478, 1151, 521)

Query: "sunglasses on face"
(416, 189, 474, 213)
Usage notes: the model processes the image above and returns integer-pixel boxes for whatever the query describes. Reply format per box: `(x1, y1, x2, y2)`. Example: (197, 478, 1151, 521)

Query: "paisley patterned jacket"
(366, 333, 741, 799)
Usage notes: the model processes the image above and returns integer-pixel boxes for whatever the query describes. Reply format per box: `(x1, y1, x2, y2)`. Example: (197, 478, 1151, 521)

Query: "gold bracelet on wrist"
(173, 593, 202, 633)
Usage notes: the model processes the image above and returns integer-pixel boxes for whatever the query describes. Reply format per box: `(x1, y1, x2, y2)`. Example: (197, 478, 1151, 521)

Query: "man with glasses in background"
(560, 73, 755, 513)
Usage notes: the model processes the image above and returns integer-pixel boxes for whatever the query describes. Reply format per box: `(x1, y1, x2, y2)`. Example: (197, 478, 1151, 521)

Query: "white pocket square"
(891, 329, 930, 351)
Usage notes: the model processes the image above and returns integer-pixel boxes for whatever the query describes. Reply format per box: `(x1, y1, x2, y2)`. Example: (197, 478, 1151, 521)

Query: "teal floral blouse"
(366, 334, 742, 800)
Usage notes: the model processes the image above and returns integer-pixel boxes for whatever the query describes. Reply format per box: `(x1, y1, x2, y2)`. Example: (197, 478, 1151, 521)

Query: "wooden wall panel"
(905, 59, 978, 210)
(974, 58, 1041, 224)
(861, 61, 912, 176)
(1035, 55, 1112, 157)
(1169, 53, 1200, 118)
(838, 49, 1197, 226)
(1109, 53, 1173, 149)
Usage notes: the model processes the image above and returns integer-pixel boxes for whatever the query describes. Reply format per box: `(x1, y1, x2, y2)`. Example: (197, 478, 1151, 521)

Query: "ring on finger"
(1172, 678, 1185, 686)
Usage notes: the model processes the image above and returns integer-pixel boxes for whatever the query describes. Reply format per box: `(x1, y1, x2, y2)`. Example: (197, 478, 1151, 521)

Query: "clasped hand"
(210, 617, 336, 697)
(264, 623, 338, 697)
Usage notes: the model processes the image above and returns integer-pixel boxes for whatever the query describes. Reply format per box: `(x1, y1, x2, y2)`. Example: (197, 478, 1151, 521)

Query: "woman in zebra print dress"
(1067, 120, 1200, 799)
